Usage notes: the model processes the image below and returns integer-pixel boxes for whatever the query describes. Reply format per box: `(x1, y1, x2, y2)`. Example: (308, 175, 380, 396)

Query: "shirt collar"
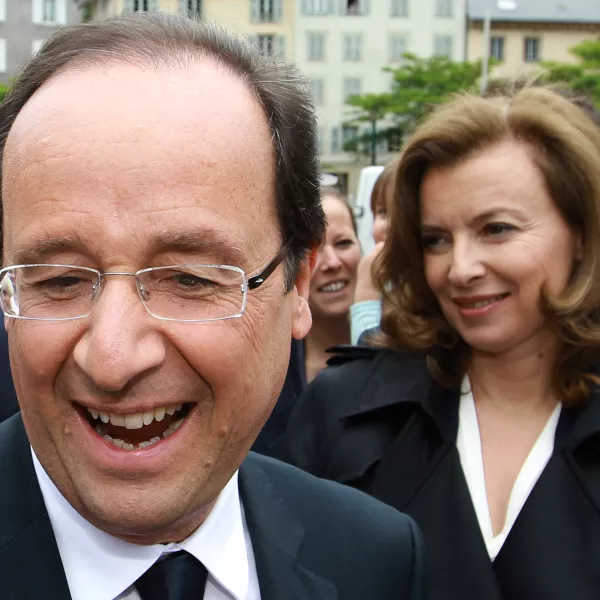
(32, 448, 249, 600)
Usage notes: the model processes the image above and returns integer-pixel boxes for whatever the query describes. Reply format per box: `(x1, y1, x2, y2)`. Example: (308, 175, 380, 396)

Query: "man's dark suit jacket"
(0, 413, 424, 600)
(284, 348, 600, 600)
(0, 330, 18, 422)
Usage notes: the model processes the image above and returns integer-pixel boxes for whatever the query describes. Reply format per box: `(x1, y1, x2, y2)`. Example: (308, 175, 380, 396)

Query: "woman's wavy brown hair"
(375, 86, 600, 405)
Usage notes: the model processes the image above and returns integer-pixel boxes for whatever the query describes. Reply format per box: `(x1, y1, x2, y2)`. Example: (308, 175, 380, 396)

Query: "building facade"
(467, 0, 600, 81)
(295, 0, 467, 192)
(0, 0, 82, 83)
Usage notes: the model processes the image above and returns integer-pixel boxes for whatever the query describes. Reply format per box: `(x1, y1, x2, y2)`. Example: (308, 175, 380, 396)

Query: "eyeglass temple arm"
(247, 242, 291, 290)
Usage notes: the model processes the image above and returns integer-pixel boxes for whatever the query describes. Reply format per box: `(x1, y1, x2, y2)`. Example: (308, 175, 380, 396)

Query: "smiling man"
(0, 12, 423, 600)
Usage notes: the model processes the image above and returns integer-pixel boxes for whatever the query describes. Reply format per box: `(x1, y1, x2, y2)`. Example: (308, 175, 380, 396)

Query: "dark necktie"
(135, 551, 208, 600)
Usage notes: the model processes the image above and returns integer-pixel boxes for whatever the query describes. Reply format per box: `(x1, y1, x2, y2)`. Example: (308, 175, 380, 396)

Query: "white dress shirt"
(456, 377, 561, 561)
(32, 450, 261, 600)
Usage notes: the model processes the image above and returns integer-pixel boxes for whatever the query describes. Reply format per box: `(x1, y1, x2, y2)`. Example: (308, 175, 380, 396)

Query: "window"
(434, 35, 453, 58)
(342, 125, 359, 150)
(0, 0, 5, 22)
(391, 0, 408, 17)
(251, 0, 282, 23)
(307, 33, 326, 61)
(490, 36, 504, 61)
(343, 77, 362, 102)
(301, 0, 332, 15)
(43, 0, 56, 22)
(331, 126, 341, 153)
(184, 0, 202, 16)
(524, 37, 540, 62)
(341, 0, 370, 16)
(33, 0, 67, 25)
(343, 34, 363, 61)
(310, 78, 325, 105)
(389, 34, 407, 62)
(251, 34, 286, 59)
(435, 0, 453, 17)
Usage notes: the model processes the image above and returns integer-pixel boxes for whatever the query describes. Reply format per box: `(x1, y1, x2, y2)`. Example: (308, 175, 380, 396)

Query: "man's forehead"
(5, 58, 271, 167)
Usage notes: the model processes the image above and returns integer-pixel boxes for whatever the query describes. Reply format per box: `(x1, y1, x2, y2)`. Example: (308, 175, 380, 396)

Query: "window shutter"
(32, 0, 43, 24)
(56, 0, 67, 24)
(337, 0, 346, 15)
(300, 0, 309, 14)
(247, 34, 258, 51)
(250, 0, 260, 22)
(276, 35, 286, 59)
(0, 39, 6, 73)
(331, 126, 340, 153)
(359, 0, 370, 16)
(148, 0, 159, 12)
(273, 0, 283, 22)
(122, 0, 134, 15)
(179, 0, 187, 14)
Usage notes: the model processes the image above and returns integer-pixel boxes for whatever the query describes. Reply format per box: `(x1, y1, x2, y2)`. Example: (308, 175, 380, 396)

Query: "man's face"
(2, 59, 312, 543)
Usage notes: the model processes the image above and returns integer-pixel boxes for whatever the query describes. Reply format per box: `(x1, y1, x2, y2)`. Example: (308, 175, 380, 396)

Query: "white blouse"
(456, 377, 562, 561)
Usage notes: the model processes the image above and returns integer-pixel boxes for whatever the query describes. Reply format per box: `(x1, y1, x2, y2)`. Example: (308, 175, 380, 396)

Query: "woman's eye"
(376, 209, 387, 218)
(336, 239, 354, 249)
(484, 223, 515, 237)
(421, 234, 448, 251)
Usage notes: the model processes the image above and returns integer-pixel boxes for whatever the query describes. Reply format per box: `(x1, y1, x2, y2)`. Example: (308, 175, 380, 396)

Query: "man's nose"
(73, 279, 166, 392)
(448, 241, 486, 287)
(319, 245, 343, 271)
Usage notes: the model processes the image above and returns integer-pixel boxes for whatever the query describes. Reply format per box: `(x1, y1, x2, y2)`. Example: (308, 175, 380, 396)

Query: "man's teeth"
(320, 281, 346, 293)
(87, 404, 183, 430)
(96, 416, 185, 451)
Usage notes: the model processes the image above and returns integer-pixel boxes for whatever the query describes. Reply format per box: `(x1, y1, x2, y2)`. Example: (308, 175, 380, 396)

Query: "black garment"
(136, 551, 207, 600)
(0, 412, 425, 600)
(252, 338, 306, 457)
(0, 330, 18, 423)
(283, 348, 600, 600)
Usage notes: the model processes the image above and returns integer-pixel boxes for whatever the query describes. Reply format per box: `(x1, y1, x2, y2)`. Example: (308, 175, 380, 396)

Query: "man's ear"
(291, 247, 318, 340)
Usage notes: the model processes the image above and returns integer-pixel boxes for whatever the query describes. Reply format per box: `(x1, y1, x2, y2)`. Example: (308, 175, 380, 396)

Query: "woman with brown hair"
(284, 86, 600, 600)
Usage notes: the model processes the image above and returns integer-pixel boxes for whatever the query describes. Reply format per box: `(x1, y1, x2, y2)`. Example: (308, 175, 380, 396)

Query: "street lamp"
(480, 0, 518, 93)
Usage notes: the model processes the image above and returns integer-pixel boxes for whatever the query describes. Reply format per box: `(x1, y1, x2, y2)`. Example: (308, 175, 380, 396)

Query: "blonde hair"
(376, 86, 600, 404)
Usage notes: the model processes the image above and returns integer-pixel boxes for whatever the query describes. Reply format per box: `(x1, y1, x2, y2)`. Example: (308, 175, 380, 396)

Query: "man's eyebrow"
(11, 234, 97, 265)
(10, 230, 245, 266)
(145, 230, 245, 265)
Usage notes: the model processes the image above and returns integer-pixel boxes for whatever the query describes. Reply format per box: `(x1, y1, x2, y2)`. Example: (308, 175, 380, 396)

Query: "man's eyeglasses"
(0, 244, 290, 323)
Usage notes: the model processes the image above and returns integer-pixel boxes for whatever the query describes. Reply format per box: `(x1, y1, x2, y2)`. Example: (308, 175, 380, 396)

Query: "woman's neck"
(304, 314, 350, 382)
(468, 332, 560, 413)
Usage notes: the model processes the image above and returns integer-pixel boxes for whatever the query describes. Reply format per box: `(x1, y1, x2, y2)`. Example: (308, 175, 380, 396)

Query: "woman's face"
(310, 195, 361, 319)
(372, 197, 389, 245)
(420, 140, 580, 355)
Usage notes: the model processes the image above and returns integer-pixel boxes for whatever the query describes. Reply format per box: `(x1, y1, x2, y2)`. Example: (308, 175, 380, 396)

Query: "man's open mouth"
(82, 403, 192, 451)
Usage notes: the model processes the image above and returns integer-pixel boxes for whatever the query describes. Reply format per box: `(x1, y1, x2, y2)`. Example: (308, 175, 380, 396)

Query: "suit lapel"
(0, 415, 72, 599)
(239, 455, 337, 600)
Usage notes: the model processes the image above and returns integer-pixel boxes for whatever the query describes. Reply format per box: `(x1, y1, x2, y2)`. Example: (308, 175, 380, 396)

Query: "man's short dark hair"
(0, 12, 325, 287)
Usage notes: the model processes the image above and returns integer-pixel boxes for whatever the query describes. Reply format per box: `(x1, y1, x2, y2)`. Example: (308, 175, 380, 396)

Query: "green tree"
(543, 39, 600, 103)
(344, 53, 484, 162)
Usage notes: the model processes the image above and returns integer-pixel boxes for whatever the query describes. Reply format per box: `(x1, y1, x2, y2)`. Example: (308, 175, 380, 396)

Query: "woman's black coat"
(283, 348, 600, 600)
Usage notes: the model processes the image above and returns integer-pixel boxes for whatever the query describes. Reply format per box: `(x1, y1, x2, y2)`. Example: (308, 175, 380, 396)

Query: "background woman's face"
(420, 141, 580, 356)
(310, 195, 361, 319)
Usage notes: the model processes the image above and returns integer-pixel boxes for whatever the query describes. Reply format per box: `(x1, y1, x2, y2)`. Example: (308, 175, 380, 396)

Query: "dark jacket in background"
(0, 413, 426, 600)
(283, 348, 600, 600)
(252, 338, 306, 457)
(0, 330, 18, 423)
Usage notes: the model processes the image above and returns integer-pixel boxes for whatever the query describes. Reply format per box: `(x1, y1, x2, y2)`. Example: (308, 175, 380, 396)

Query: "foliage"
(542, 39, 600, 104)
(343, 53, 484, 158)
(0, 84, 11, 103)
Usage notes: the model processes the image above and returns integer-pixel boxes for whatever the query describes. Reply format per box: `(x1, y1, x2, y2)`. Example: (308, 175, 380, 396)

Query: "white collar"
(32, 449, 250, 600)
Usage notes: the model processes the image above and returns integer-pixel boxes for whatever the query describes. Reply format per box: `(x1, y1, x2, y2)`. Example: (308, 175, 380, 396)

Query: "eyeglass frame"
(0, 242, 291, 323)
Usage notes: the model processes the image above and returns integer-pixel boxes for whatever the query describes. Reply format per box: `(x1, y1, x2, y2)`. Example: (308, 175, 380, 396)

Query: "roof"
(468, 0, 600, 23)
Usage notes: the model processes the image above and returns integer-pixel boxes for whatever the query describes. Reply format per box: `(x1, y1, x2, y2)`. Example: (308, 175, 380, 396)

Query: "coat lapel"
(239, 455, 337, 600)
(0, 415, 72, 599)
